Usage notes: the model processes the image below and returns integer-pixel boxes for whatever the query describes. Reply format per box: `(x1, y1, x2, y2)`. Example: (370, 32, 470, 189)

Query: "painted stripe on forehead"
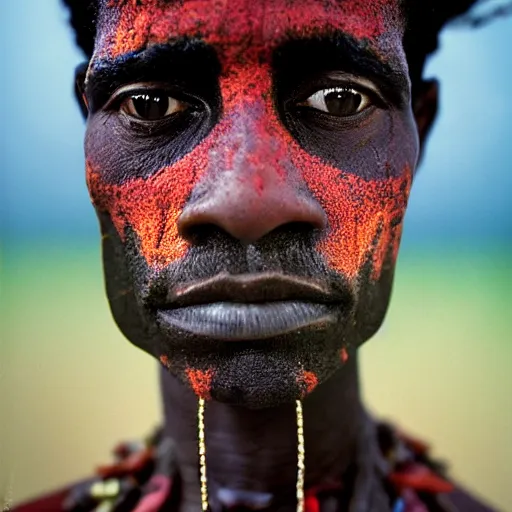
(97, 0, 402, 60)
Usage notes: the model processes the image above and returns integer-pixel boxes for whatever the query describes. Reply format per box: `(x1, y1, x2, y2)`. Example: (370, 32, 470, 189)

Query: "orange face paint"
(186, 367, 214, 400)
(87, 154, 196, 269)
(301, 161, 412, 280)
(88, 61, 413, 278)
(298, 370, 319, 397)
(98, 0, 403, 60)
(86, 0, 416, 405)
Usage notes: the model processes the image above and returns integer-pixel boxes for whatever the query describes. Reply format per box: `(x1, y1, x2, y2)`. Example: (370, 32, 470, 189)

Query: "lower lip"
(156, 301, 335, 341)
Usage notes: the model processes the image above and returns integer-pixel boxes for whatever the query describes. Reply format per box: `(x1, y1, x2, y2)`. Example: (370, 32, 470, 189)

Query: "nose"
(178, 97, 328, 245)
(178, 172, 327, 245)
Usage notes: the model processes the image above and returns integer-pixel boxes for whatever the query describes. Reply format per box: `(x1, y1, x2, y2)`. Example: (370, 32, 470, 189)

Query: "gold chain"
(296, 400, 305, 512)
(197, 398, 305, 512)
(198, 398, 209, 511)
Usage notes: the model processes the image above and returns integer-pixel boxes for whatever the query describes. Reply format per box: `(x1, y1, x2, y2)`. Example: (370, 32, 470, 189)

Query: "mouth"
(155, 273, 350, 341)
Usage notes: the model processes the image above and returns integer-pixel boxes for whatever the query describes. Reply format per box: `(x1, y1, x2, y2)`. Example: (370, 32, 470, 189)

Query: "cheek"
(86, 154, 200, 269)
(85, 64, 277, 270)
(87, 136, 412, 278)
(295, 149, 412, 280)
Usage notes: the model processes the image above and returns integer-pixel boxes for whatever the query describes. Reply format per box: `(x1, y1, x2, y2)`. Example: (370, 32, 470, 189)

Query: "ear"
(74, 62, 90, 120)
(413, 79, 439, 162)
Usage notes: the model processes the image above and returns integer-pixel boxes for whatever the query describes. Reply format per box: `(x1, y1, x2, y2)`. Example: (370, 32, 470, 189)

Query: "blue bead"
(393, 498, 405, 512)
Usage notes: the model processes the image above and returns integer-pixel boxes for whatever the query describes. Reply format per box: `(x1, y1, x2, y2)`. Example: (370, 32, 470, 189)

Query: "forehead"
(94, 0, 406, 62)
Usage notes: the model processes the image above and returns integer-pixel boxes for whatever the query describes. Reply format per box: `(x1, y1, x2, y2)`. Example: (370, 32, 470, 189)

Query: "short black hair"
(62, 0, 507, 87)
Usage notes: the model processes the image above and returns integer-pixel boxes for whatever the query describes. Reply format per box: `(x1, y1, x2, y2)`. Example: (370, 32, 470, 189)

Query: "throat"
(160, 357, 365, 511)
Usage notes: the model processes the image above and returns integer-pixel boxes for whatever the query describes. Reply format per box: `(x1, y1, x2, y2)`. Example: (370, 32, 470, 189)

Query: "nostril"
(265, 221, 323, 240)
(177, 184, 328, 246)
(179, 222, 225, 246)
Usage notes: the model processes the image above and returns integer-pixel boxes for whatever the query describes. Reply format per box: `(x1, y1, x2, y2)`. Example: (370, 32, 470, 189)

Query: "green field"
(1, 242, 511, 510)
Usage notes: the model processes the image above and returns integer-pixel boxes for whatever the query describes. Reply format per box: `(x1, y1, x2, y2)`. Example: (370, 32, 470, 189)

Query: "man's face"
(83, 0, 419, 407)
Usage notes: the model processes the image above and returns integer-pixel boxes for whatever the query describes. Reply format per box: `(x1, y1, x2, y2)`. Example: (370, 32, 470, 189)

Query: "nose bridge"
(177, 77, 327, 244)
(221, 97, 287, 190)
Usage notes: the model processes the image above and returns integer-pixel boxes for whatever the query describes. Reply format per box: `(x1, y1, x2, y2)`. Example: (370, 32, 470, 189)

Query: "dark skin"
(76, 0, 439, 509)
(160, 360, 363, 511)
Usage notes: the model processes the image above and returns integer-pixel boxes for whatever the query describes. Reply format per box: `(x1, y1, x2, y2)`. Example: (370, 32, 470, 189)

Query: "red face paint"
(87, 0, 416, 404)
(98, 0, 403, 60)
(159, 354, 171, 368)
(298, 370, 319, 397)
(88, 61, 411, 278)
(186, 368, 214, 400)
(87, 152, 197, 269)
(301, 161, 411, 280)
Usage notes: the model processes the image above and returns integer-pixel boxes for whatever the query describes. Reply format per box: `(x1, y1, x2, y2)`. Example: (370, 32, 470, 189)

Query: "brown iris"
(303, 87, 371, 117)
(324, 90, 363, 116)
(121, 93, 185, 121)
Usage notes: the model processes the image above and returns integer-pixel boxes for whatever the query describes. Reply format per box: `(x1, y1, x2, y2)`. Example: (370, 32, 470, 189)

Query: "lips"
(155, 273, 351, 341)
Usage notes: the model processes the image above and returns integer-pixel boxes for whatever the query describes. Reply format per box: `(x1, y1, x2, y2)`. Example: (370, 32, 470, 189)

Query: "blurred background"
(1, 1, 511, 510)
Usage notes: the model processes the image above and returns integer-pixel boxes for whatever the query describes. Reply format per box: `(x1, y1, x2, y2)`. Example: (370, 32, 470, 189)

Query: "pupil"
(132, 94, 169, 120)
(324, 91, 362, 116)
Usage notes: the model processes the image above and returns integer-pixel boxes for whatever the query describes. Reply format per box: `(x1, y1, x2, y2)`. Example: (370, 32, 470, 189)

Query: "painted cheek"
(86, 65, 278, 270)
(86, 150, 201, 269)
(100, 0, 400, 59)
(296, 149, 412, 280)
(216, 62, 412, 282)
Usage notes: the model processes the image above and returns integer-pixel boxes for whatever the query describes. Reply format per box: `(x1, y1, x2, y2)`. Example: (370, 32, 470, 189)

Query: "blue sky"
(1, 1, 511, 246)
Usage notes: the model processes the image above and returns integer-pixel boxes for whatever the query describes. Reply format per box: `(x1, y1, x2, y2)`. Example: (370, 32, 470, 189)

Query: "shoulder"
(11, 481, 88, 512)
(11, 474, 175, 512)
(442, 486, 500, 512)
(11, 482, 500, 512)
(378, 422, 501, 512)
(12, 431, 177, 512)
(12, 426, 501, 512)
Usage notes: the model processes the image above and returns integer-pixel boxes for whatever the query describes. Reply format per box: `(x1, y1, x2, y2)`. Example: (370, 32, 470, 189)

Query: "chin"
(154, 322, 350, 408)
(99, 214, 397, 408)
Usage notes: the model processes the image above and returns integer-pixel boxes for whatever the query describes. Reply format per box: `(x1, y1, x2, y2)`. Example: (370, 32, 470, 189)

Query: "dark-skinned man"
(13, 1, 507, 511)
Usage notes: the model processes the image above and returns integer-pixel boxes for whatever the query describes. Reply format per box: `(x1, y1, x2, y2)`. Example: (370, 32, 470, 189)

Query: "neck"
(160, 356, 364, 512)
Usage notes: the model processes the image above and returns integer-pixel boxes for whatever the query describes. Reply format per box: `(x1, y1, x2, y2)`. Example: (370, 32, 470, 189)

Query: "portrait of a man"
(2, 1, 511, 511)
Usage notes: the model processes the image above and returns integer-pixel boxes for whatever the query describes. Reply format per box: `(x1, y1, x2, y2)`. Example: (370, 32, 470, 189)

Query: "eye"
(301, 87, 372, 117)
(120, 92, 186, 120)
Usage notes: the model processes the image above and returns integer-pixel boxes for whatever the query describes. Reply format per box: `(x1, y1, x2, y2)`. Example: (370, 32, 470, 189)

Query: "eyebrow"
(85, 38, 221, 112)
(85, 32, 410, 111)
(272, 32, 410, 105)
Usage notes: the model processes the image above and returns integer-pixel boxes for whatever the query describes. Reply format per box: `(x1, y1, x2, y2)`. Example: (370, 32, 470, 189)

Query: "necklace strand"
(197, 399, 306, 512)
(296, 399, 305, 512)
(198, 398, 208, 511)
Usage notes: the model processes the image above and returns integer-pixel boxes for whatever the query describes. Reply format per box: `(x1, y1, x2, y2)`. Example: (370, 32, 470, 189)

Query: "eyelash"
(297, 81, 384, 109)
(106, 85, 196, 112)
(103, 78, 384, 131)
(110, 90, 169, 110)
